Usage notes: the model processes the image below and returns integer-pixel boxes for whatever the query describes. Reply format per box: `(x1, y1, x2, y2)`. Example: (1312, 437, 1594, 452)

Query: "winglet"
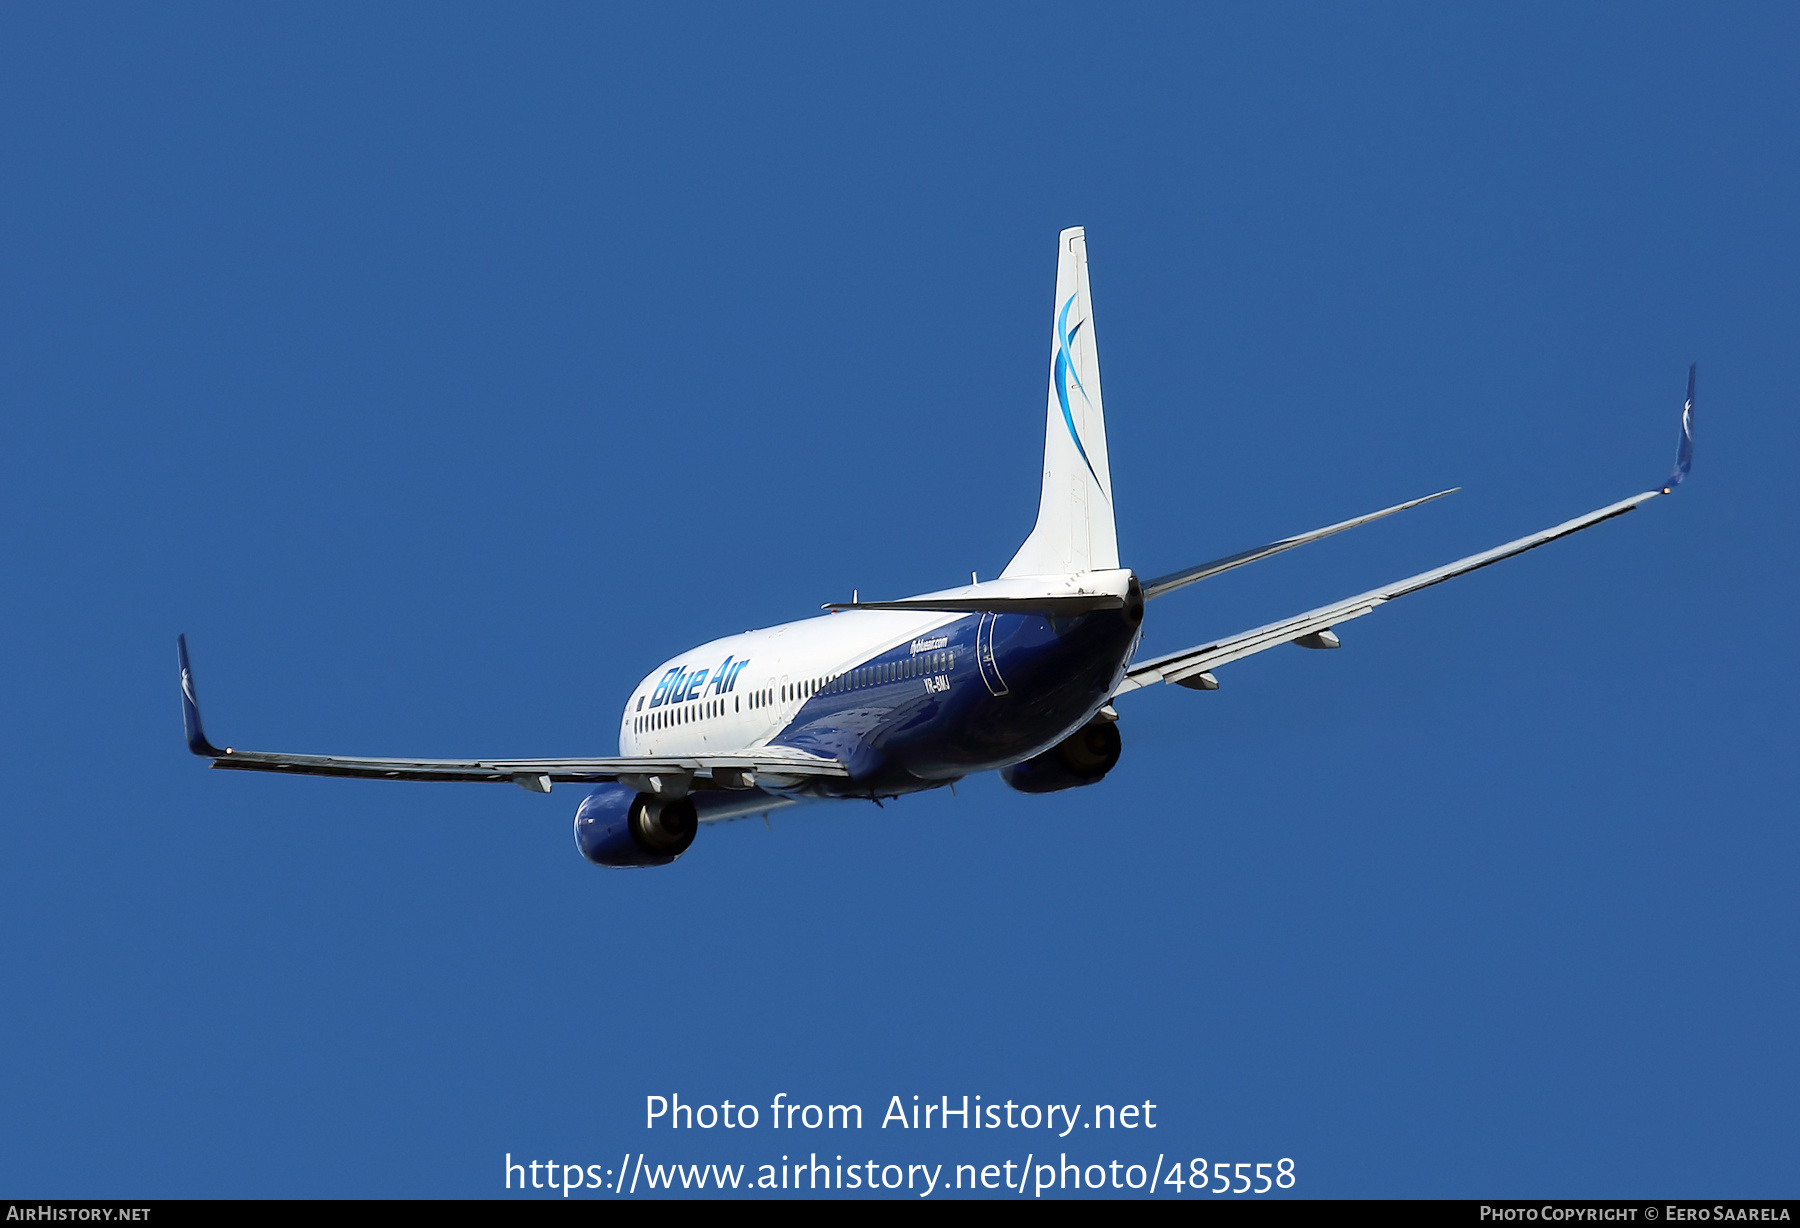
(1664, 363, 1695, 493)
(177, 635, 226, 758)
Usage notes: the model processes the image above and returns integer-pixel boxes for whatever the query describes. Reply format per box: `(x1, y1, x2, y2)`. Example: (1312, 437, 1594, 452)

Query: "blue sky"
(1, 4, 1794, 1199)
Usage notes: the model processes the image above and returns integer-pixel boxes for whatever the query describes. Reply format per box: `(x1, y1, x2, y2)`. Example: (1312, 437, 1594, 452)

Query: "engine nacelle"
(1000, 718, 1122, 794)
(573, 784, 698, 867)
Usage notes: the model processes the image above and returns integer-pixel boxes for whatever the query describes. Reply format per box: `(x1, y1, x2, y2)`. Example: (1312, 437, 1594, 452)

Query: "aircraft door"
(976, 613, 1009, 696)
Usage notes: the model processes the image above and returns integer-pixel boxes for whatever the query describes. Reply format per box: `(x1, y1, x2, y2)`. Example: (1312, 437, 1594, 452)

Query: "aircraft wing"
(1120, 363, 1695, 695)
(176, 637, 848, 791)
(1115, 488, 1665, 696)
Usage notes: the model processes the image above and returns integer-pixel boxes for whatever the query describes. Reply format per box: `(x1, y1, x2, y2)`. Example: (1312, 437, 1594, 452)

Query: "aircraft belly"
(766, 609, 1136, 793)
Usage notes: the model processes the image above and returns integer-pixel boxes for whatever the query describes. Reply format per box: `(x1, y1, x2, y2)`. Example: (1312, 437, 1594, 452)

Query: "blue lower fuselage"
(762, 605, 1141, 800)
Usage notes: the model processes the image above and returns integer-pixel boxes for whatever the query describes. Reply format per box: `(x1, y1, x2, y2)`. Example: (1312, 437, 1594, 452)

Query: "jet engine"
(999, 717, 1122, 794)
(573, 784, 698, 867)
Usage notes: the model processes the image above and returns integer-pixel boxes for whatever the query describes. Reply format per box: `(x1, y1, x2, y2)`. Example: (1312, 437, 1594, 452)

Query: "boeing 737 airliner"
(178, 228, 1696, 866)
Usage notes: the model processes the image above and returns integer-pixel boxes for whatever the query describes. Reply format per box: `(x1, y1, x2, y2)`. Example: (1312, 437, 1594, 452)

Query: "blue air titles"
(651, 656, 749, 709)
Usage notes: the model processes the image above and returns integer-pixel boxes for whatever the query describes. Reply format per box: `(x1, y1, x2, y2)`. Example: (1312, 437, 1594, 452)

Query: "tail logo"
(1054, 294, 1108, 499)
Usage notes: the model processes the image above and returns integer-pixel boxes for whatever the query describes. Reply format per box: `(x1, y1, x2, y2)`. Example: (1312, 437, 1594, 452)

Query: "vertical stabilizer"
(1002, 227, 1120, 578)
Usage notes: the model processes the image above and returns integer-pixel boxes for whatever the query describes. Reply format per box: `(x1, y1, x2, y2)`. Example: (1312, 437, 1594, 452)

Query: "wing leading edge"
(175, 636, 848, 791)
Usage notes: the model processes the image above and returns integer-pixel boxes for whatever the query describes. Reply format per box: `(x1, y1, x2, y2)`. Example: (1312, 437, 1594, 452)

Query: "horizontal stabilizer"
(1143, 489, 1456, 600)
(825, 570, 1133, 617)
(825, 595, 1124, 616)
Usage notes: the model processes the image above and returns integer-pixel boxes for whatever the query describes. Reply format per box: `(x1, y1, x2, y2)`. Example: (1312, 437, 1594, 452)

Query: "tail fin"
(1002, 227, 1120, 578)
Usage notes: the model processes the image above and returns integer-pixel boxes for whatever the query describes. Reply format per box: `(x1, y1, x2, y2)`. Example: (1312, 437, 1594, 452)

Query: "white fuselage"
(618, 609, 963, 758)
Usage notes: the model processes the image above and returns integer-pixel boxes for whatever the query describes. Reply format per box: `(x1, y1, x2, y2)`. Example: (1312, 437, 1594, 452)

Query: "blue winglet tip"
(177, 634, 224, 758)
(1663, 362, 1695, 494)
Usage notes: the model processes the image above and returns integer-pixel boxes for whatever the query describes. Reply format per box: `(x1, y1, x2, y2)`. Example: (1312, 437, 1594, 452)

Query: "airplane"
(177, 227, 1696, 868)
